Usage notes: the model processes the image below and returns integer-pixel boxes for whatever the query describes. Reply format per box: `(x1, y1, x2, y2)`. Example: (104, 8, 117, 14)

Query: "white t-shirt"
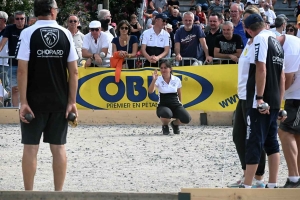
(71, 30, 84, 59)
(264, 9, 276, 25)
(82, 31, 111, 66)
(282, 35, 300, 99)
(0, 33, 10, 66)
(155, 74, 182, 93)
(238, 39, 253, 100)
(297, 29, 300, 38)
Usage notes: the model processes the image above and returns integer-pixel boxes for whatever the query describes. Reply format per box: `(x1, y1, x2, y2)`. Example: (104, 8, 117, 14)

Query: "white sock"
(288, 176, 300, 183)
(244, 184, 252, 188)
(267, 183, 277, 188)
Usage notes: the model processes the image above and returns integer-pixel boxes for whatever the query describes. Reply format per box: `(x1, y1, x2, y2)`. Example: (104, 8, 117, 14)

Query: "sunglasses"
(287, 28, 294, 32)
(90, 28, 99, 32)
(69, 20, 77, 23)
(15, 17, 25, 20)
(120, 26, 129, 30)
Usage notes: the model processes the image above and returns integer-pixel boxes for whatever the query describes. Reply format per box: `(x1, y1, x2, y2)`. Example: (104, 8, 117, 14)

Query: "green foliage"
(0, 0, 34, 16)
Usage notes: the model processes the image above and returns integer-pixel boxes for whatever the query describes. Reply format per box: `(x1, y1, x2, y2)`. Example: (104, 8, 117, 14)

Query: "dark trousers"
(233, 100, 266, 175)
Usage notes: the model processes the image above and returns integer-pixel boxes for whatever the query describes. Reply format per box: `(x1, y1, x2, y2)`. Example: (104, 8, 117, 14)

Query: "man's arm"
(67, 60, 78, 104)
(18, 60, 28, 105)
(157, 46, 170, 59)
(255, 61, 266, 97)
(82, 48, 93, 58)
(285, 72, 294, 90)
(141, 44, 152, 61)
(280, 70, 285, 103)
(214, 47, 231, 58)
(0, 37, 8, 52)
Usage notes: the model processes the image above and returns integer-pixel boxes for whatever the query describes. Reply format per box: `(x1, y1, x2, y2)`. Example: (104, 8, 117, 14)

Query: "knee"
(50, 145, 66, 157)
(23, 145, 39, 156)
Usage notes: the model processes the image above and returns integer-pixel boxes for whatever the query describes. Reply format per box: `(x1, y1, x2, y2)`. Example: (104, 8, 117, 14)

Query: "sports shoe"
(170, 121, 180, 134)
(282, 178, 300, 188)
(227, 175, 244, 188)
(162, 125, 170, 135)
(265, 184, 278, 188)
(239, 185, 245, 188)
(252, 179, 265, 188)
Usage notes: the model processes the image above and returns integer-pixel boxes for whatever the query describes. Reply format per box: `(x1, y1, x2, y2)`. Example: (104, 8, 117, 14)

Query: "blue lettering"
(126, 76, 147, 102)
(99, 76, 125, 102)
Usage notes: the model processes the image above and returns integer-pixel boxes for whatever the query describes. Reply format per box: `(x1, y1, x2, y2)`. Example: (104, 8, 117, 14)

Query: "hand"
(151, 55, 159, 63)
(20, 103, 35, 123)
(152, 69, 158, 80)
(94, 54, 103, 65)
(257, 100, 270, 115)
(118, 51, 128, 58)
(205, 56, 213, 63)
(65, 103, 78, 120)
(278, 109, 287, 122)
(229, 55, 238, 63)
(84, 58, 92, 68)
(175, 54, 182, 61)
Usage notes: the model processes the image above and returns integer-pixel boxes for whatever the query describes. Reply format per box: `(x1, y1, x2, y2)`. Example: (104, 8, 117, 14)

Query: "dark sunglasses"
(69, 20, 77, 23)
(90, 28, 99, 32)
(287, 28, 294, 32)
(15, 17, 25, 20)
(120, 26, 129, 30)
(162, 19, 167, 23)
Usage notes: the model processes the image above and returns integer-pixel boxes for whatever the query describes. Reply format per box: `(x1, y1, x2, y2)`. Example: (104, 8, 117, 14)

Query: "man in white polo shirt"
(82, 20, 111, 67)
(140, 13, 170, 67)
(277, 34, 300, 188)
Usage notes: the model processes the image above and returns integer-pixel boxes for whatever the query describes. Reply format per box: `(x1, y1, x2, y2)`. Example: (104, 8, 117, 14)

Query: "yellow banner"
(77, 65, 238, 111)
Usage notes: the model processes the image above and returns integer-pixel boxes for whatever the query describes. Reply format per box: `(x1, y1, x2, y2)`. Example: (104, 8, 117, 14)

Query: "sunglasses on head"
(90, 28, 99, 32)
(120, 26, 128, 30)
(15, 17, 24, 20)
(287, 28, 294, 32)
(69, 20, 77, 23)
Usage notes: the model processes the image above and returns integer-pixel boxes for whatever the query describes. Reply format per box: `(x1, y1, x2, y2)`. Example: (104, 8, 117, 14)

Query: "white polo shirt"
(72, 30, 84, 59)
(82, 31, 111, 66)
(141, 27, 170, 56)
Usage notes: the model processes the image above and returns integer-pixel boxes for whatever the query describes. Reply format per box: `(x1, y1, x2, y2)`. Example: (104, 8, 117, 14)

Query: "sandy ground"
(0, 124, 288, 192)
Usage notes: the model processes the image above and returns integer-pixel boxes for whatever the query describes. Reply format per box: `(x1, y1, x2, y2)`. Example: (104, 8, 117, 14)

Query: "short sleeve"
(252, 34, 268, 64)
(82, 34, 90, 50)
(174, 28, 181, 43)
(2, 26, 11, 38)
(130, 35, 138, 44)
(16, 31, 30, 61)
(66, 31, 79, 62)
(214, 35, 221, 48)
(141, 32, 148, 45)
(197, 26, 206, 38)
(177, 79, 182, 89)
(164, 33, 170, 47)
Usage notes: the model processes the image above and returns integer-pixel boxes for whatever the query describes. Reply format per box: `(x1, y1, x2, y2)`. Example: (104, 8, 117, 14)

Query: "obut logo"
(77, 68, 213, 110)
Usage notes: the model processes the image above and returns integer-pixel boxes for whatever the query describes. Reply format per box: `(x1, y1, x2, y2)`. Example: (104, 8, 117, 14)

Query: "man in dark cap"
(241, 13, 285, 189)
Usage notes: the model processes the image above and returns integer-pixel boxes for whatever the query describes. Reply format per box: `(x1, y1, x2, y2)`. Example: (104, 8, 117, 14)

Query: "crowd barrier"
(77, 56, 234, 68)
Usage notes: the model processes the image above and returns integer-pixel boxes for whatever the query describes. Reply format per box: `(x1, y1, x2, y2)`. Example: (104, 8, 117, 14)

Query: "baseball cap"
(89, 20, 101, 28)
(155, 13, 168, 20)
(244, 13, 264, 28)
(165, 23, 172, 29)
(277, 14, 289, 21)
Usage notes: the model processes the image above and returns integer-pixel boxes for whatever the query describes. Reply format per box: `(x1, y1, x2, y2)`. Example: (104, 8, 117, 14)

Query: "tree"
(0, 0, 34, 17)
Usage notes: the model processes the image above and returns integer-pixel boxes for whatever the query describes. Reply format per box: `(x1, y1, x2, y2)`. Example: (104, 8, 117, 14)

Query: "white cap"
(259, 8, 265, 14)
(89, 20, 101, 28)
(165, 23, 172, 29)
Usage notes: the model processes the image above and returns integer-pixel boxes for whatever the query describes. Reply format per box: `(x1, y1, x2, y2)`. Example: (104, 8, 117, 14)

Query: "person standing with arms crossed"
(16, 0, 78, 191)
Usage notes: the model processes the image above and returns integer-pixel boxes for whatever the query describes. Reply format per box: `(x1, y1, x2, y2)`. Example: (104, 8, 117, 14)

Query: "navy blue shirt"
(175, 25, 205, 61)
(111, 35, 138, 53)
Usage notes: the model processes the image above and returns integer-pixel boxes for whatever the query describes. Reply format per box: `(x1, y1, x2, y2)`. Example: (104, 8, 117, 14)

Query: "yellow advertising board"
(77, 65, 238, 111)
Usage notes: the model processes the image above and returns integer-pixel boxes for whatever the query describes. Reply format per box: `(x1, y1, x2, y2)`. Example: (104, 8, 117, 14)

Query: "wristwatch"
(255, 95, 263, 100)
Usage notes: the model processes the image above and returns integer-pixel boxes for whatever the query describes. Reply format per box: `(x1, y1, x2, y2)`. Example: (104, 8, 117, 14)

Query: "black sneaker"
(170, 121, 180, 134)
(162, 125, 170, 135)
(238, 185, 245, 188)
(282, 178, 300, 188)
(265, 184, 278, 188)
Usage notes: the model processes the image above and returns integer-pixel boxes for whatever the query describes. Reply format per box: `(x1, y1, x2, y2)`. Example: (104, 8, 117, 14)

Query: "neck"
(120, 34, 128, 39)
(38, 16, 53, 20)
(210, 28, 218, 34)
(153, 26, 161, 34)
(69, 28, 78, 35)
(276, 27, 283, 33)
(231, 18, 240, 26)
(0, 24, 6, 32)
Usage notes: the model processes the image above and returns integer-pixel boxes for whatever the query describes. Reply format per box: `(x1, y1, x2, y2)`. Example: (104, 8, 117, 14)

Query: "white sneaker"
(228, 175, 244, 188)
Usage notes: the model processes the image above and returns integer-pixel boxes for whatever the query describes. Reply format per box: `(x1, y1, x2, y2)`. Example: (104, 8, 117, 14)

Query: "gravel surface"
(0, 124, 288, 192)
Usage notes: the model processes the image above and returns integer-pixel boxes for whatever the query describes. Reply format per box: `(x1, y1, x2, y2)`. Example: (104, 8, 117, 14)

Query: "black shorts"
(280, 99, 300, 134)
(21, 112, 68, 145)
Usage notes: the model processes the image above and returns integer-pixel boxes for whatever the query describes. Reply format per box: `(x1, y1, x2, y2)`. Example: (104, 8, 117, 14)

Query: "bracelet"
(255, 95, 263, 100)
(128, 54, 132, 58)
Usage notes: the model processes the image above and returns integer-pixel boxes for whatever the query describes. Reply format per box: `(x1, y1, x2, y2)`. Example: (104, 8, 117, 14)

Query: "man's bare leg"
(50, 144, 67, 191)
(22, 144, 39, 190)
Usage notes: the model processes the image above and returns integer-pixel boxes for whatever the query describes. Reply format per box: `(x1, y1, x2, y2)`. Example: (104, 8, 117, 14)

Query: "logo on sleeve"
(40, 28, 59, 48)
(254, 43, 260, 61)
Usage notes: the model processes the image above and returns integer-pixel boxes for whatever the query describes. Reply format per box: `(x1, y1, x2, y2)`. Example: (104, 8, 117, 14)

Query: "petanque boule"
(279, 110, 287, 117)
(24, 113, 33, 122)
